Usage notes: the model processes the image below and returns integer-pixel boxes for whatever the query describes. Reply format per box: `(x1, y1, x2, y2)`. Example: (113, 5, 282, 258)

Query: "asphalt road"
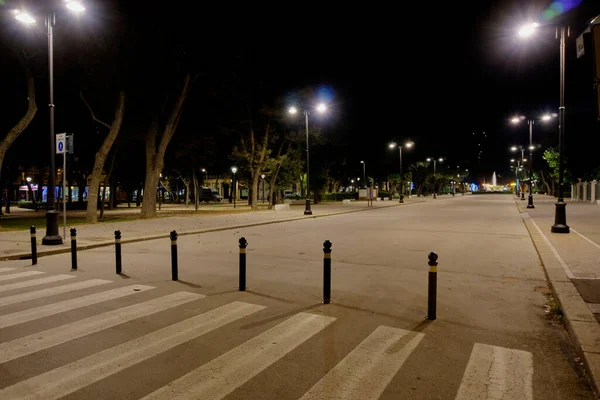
(0, 194, 595, 399)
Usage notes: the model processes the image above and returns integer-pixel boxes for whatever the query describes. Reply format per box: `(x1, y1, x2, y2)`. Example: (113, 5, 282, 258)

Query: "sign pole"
(63, 152, 66, 240)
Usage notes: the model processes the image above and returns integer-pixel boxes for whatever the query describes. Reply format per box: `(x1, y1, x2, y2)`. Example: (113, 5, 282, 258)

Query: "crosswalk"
(0, 268, 535, 399)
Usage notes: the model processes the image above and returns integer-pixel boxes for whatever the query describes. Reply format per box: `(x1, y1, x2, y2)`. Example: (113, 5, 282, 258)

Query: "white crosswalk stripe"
(299, 326, 425, 400)
(0, 271, 44, 283)
(0, 291, 204, 364)
(0, 279, 112, 307)
(0, 301, 265, 400)
(0, 274, 75, 293)
(141, 312, 337, 400)
(455, 343, 533, 400)
(0, 284, 154, 329)
(0, 267, 16, 273)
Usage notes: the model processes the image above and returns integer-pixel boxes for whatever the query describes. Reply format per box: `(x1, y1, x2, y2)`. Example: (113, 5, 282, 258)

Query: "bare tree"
(140, 74, 193, 218)
(0, 57, 37, 212)
(80, 91, 126, 223)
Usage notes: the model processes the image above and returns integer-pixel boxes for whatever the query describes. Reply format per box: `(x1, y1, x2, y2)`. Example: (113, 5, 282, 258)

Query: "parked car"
(284, 190, 300, 200)
(198, 187, 222, 202)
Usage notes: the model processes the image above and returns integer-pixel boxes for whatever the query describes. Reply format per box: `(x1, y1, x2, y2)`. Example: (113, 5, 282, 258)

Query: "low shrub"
(322, 192, 358, 201)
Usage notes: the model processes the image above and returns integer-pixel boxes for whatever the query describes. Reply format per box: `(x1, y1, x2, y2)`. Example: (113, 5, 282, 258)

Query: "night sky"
(2, 0, 600, 185)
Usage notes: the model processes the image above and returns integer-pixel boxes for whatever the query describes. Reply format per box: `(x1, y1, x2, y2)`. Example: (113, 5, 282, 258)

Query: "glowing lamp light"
(388, 142, 396, 149)
(406, 142, 414, 148)
(65, 1, 86, 13)
(231, 166, 237, 174)
(542, 114, 552, 121)
(288, 107, 298, 115)
(316, 103, 327, 113)
(518, 22, 539, 37)
(14, 10, 36, 24)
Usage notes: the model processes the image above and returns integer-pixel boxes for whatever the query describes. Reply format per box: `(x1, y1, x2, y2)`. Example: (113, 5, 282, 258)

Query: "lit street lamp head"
(231, 166, 237, 174)
(288, 106, 298, 115)
(405, 142, 414, 148)
(426, 158, 431, 162)
(316, 103, 327, 113)
(542, 114, 552, 121)
(518, 22, 539, 37)
(65, 1, 86, 13)
(13, 10, 36, 24)
(511, 146, 518, 152)
(388, 142, 396, 149)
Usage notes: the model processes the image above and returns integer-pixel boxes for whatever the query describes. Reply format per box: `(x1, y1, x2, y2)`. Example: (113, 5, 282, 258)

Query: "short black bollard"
(238, 237, 247, 291)
(70, 228, 78, 271)
(115, 230, 122, 275)
(170, 230, 178, 281)
(427, 251, 438, 320)
(30, 226, 37, 266)
(323, 240, 332, 304)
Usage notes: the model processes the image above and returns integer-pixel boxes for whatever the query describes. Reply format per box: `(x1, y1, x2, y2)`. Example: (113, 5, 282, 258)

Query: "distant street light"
(360, 161, 366, 186)
(426, 157, 444, 198)
(261, 174, 266, 204)
(519, 22, 569, 233)
(288, 103, 328, 215)
(511, 113, 556, 208)
(389, 141, 414, 203)
(14, 2, 86, 245)
(231, 166, 237, 208)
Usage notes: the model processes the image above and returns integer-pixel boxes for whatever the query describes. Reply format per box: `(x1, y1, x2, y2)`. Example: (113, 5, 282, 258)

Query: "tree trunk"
(5, 184, 11, 214)
(250, 173, 260, 209)
(184, 183, 190, 206)
(539, 170, 551, 194)
(192, 169, 199, 211)
(99, 183, 106, 219)
(141, 74, 192, 219)
(0, 67, 37, 201)
(83, 91, 125, 223)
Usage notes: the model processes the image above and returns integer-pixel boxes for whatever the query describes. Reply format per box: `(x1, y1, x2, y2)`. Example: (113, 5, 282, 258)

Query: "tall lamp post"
(388, 141, 414, 203)
(261, 174, 265, 204)
(289, 103, 327, 215)
(426, 157, 444, 199)
(519, 22, 569, 233)
(511, 113, 555, 208)
(360, 161, 366, 187)
(231, 166, 237, 209)
(13, 1, 85, 245)
(510, 146, 527, 201)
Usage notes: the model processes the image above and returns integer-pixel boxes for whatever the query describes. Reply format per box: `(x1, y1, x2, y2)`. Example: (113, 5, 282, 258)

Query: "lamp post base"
(551, 201, 569, 233)
(42, 210, 63, 245)
(527, 194, 535, 209)
(304, 199, 312, 215)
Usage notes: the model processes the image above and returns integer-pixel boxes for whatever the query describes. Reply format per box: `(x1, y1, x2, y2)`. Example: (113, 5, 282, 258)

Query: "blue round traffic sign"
(58, 142, 64, 152)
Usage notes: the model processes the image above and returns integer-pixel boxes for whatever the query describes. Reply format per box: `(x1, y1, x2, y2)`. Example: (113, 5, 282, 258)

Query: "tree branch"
(80, 91, 111, 129)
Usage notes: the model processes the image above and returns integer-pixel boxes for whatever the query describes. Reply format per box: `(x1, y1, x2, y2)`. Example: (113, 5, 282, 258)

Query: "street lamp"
(288, 103, 327, 215)
(360, 161, 366, 186)
(14, 1, 85, 245)
(511, 113, 556, 208)
(510, 145, 527, 201)
(426, 157, 444, 198)
(231, 166, 237, 209)
(261, 174, 266, 204)
(518, 21, 569, 233)
(389, 141, 414, 203)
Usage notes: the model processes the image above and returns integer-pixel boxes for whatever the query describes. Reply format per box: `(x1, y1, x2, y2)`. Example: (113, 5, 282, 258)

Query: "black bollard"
(170, 230, 178, 281)
(323, 240, 332, 304)
(115, 230, 122, 275)
(70, 228, 78, 271)
(30, 226, 37, 266)
(239, 237, 247, 291)
(427, 251, 438, 320)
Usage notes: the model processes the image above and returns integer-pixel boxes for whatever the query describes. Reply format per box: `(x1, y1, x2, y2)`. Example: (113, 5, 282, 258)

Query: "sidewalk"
(520, 195, 600, 393)
(0, 198, 437, 261)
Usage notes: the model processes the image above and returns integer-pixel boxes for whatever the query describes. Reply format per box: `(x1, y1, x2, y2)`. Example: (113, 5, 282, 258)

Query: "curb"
(522, 216, 600, 395)
(1, 200, 426, 262)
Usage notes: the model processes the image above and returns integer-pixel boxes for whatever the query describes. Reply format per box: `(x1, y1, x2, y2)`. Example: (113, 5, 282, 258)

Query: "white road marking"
(455, 343, 533, 400)
(0, 301, 264, 400)
(0, 279, 112, 307)
(0, 275, 75, 293)
(572, 228, 600, 251)
(299, 326, 425, 400)
(141, 312, 337, 400)
(0, 268, 16, 273)
(0, 291, 204, 363)
(0, 271, 44, 283)
(530, 218, 575, 279)
(0, 284, 154, 329)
